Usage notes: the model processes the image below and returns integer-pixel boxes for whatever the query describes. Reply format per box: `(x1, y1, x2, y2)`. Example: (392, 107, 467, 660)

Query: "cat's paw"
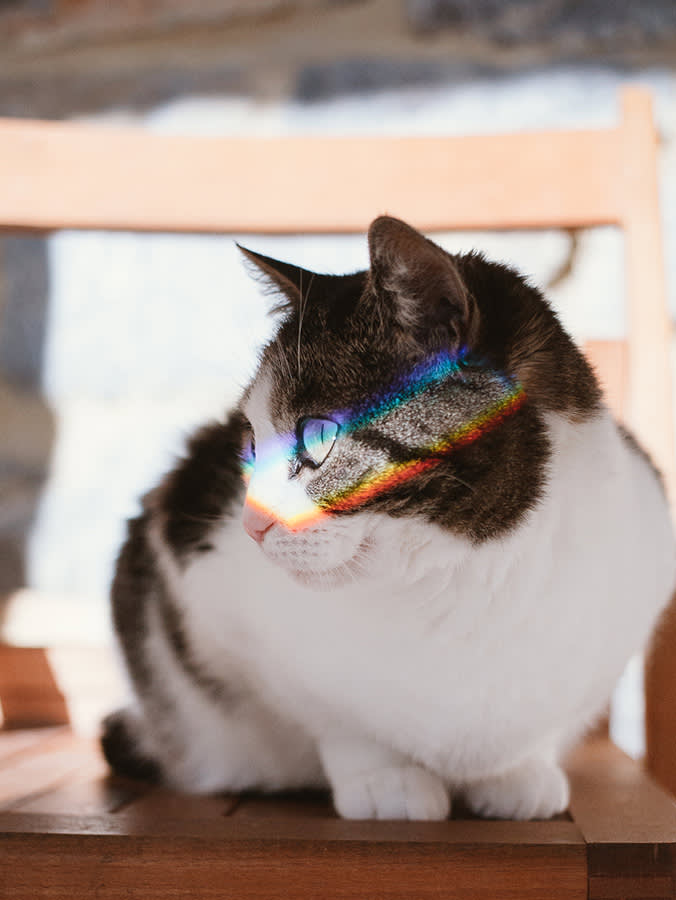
(101, 707, 163, 784)
(464, 759, 569, 820)
(333, 765, 450, 820)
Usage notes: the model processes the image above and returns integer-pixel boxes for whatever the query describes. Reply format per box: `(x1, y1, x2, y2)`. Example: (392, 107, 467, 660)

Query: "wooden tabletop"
(0, 728, 674, 899)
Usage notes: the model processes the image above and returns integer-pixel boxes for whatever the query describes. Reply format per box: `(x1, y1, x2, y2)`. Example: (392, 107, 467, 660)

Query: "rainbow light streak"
(341, 349, 465, 435)
(239, 349, 466, 485)
(323, 387, 526, 515)
(241, 351, 526, 531)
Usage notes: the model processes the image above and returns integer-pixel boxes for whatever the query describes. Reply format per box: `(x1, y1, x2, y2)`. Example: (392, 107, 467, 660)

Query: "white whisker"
(297, 272, 314, 378)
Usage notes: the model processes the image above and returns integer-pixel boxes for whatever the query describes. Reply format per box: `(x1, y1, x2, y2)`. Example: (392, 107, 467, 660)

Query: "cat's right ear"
(237, 245, 314, 310)
(367, 216, 479, 354)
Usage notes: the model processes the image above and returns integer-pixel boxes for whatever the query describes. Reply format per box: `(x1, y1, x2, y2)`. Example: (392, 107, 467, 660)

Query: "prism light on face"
(343, 349, 464, 435)
(242, 431, 324, 531)
(324, 386, 526, 514)
(241, 350, 526, 532)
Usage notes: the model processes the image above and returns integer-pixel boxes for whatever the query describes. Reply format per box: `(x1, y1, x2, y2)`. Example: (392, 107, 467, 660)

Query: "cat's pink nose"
(242, 501, 276, 543)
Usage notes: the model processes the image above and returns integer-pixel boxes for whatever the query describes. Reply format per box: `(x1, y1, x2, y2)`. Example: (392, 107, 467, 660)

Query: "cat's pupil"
(298, 417, 339, 469)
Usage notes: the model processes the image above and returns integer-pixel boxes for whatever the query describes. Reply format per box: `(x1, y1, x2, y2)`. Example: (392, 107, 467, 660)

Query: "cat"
(101, 215, 675, 821)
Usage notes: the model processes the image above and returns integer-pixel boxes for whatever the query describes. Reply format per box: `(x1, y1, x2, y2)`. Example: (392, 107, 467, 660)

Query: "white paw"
(333, 765, 450, 821)
(464, 759, 569, 820)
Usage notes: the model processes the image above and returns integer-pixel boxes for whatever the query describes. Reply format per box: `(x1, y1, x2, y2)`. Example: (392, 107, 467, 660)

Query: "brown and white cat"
(102, 216, 675, 820)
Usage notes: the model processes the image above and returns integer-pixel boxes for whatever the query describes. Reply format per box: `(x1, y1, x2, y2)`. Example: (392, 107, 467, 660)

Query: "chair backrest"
(0, 85, 674, 793)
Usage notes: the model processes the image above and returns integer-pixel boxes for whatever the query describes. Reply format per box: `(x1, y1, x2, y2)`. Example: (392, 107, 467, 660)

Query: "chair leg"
(0, 645, 70, 728)
(645, 590, 676, 798)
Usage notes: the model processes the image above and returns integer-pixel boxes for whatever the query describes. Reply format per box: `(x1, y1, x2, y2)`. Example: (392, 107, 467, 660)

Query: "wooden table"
(0, 728, 674, 899)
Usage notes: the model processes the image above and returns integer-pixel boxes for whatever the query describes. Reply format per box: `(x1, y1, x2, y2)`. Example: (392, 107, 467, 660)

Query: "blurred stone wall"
(1, 0, 675, 117)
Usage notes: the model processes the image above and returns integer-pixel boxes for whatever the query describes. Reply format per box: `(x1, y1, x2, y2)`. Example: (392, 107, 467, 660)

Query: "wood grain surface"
(0, 729, 674, 899)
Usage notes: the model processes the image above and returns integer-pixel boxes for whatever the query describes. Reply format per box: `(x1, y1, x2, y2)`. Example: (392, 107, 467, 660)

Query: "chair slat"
(583, 340, 628, 422)
(619, 87, 676, 504)
(0, 118, 623, 233)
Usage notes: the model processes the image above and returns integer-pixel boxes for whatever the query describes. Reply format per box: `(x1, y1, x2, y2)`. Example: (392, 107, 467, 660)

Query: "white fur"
(135, 394, 675, 820)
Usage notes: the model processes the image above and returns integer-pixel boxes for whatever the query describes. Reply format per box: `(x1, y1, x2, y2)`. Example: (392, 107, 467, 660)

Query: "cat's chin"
(284, 538, 375, 591)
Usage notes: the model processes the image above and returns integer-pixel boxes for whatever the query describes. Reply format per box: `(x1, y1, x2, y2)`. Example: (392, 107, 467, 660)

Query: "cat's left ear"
(237, 245, 315, 308)
(368, 216, 479, 352)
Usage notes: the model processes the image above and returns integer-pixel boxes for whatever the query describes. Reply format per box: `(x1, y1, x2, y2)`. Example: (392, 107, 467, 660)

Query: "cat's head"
(238, 216, 600, 588)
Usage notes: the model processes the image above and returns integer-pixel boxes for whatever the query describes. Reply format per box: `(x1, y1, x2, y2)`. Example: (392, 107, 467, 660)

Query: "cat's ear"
(367, 216, 479, 352)
(237, 245, 315, 309)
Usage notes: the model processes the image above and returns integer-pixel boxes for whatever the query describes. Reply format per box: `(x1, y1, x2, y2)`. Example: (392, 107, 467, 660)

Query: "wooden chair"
(0, 85, 675, 899)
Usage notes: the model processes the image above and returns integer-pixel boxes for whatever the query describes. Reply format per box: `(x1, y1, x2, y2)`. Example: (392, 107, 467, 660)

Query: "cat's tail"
(100, 707, 163, 784)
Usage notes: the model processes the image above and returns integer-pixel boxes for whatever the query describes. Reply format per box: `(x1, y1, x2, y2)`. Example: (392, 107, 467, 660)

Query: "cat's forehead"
(243, 359, 335, 433)
(262, 327, 410, 427)
(245, 360, 336, 434)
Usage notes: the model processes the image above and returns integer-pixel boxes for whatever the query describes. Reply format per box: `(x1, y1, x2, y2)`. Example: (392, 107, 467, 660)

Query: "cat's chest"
(177, 520, 574, 781)
(179, 513, 550, 722)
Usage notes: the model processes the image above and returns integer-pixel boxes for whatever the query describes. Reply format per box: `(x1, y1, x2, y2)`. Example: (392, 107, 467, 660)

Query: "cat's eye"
(297, 417, 339, 469)
(242, 430, 256, 469)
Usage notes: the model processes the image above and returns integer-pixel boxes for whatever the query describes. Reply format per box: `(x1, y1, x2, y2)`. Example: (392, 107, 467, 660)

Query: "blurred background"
(0, 0, 675, 744)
